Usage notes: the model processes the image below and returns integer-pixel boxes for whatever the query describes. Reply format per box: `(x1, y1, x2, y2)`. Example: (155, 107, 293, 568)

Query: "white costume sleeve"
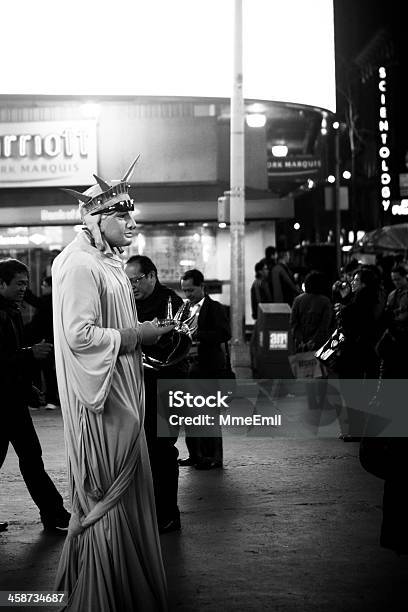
(57, 261, 121, 413)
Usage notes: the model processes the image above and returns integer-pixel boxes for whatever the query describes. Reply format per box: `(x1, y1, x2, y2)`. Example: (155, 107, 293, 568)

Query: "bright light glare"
(294, 222, 300, 230)
(1, 0, 336, 112)
(333, 121, 340, 129)
(247, 103, 265, 113)
(29, 233, 46, 245)
(271, 145, 288, 158)
(218, 223, 227, 229)
(327, 175, 335, 183)
(343, 170, 351, 179)
(246, 114, 266, 128)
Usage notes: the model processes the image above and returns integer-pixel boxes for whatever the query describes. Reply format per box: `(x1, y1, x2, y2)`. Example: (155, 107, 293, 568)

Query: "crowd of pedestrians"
(251, 247, 408, 556)
(2, 213, 408, 608)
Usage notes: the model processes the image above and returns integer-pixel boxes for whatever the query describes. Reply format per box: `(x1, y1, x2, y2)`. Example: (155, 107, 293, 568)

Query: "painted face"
(180, 277, 204, 305)
(0, 272, 29, 304)
(100, 211, 136, 248)
(124, 261, 156, 300)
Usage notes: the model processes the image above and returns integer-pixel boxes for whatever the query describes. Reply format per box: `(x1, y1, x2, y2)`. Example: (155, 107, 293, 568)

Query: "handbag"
(314, 327, 346, 373)
(288, 351, 323, 379)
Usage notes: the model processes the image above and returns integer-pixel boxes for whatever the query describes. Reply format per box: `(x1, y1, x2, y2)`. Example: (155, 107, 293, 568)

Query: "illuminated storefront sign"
(0, 120, 97, 187)
(41, 208, 80, 222)
(267, 156, 322, 177)
(391, 199, 408, 215)
(0, 205, 81, 226)
(378, 66, 395, 214)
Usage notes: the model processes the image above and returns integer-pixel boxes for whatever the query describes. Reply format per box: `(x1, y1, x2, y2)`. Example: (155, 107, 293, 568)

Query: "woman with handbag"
(290, 271, 333, 410)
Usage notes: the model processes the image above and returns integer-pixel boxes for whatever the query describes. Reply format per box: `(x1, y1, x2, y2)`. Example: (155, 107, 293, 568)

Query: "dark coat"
(337, 286, 385, 378)
(25, 294, 54, 344)
(250, 278, 272, 320)
(271, 262, 299, 306)
(136, 281, 183, 323)
(136, 281, 188, 378)
(0, 295, 34, 404)
(192, 296, 231, 377)
(290, 292, 333, 351)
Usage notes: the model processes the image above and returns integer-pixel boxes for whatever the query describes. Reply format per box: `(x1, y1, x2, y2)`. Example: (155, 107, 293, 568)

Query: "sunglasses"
(91, 200, 134, 216)
(129, 274, 146, 286)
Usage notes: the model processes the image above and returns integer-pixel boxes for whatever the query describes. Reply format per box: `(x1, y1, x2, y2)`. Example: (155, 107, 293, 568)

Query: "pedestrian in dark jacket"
(179, 269, 231, 470)
(271, 250, 300, 306)
(336, 267, 385, 442)
(337, 268, 384, 380)
(251, 258, 273, 320)
(0, 258, 70, 532)
(290, 271, 333, 410)
(125, 255, 187, 534)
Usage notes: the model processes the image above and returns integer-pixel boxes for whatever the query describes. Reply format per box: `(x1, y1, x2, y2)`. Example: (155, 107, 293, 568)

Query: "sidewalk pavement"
(1, 403, 407, 611)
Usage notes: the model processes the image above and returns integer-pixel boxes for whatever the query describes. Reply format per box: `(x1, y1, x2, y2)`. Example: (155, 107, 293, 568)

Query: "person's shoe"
(45, 403, 59, 410)
(178, 457, 196, 466)
(159, 516, 181, 534)
(42, 510, 70, 533)
(0, 522, 8, 532)
(195, 458, 223, 470)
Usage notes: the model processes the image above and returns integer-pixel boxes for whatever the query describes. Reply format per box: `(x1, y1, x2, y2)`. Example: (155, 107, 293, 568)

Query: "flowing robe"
(52, 232, 167, 611)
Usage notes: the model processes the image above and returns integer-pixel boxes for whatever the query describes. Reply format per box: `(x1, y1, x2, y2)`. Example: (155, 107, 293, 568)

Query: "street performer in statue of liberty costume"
(52, 158, 173, 611)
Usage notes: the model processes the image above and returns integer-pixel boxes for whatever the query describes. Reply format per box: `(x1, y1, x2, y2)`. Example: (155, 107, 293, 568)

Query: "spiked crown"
(61, 156, 140, 218)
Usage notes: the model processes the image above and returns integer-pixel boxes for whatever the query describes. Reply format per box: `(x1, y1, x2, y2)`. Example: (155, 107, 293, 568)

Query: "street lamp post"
(334, 125, 342, 273)
(229, 0, 246, 367)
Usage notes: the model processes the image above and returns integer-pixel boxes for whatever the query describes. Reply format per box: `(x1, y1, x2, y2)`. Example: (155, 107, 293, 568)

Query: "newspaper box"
(253, 303, 293, 378)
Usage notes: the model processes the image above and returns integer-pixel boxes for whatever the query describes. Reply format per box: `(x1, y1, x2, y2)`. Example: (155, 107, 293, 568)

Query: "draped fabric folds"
(52, 232, 167, 611)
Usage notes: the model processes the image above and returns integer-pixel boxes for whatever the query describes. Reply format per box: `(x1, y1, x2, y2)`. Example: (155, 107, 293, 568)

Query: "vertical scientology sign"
(0, 120, 97, 187)
(378, 65, 408, 217)
(378, 66, 392, 214)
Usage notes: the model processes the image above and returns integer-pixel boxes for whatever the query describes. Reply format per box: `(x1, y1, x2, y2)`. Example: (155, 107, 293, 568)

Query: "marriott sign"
(0, 120, 97, 188)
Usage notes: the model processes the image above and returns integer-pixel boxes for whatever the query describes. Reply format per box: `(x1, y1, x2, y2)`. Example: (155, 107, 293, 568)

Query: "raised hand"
(140, 319, 175, 345)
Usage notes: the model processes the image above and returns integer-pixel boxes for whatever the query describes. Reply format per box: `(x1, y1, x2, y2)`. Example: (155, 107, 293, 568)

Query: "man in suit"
(179, 269, 231, 470)
(125, 255, 188, 533)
